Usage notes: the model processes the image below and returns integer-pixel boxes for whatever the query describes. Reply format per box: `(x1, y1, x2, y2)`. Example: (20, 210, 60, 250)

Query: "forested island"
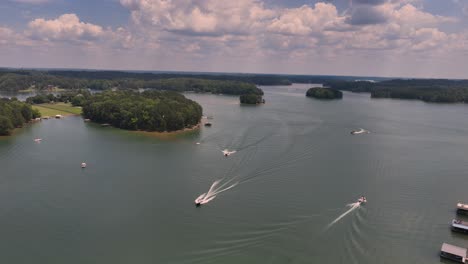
(82, 91, 202, 132)
(306, 87, 343, 100)
(326, 79, 468, 103)
(240, 94, 265, 104)
(0, 98, 40, 135)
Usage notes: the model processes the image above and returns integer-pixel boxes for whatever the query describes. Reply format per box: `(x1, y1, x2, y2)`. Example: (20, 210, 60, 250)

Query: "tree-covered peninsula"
(306, 87, 343, 99)
(0, 98, 40, 135)
(82, 91, 202, 132)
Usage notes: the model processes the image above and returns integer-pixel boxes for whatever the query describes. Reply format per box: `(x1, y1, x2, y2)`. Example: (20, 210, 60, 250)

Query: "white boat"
(351, 128, 369, 135)
(222, 149, 236, 157)
(452, 219, 468, 234)
(81, 162, 87, 168)
(358, 196, 367, 204)
(34, 138, 42, 142)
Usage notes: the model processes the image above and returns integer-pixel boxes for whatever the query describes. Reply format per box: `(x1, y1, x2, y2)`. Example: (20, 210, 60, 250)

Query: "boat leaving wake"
(325, 202, 361, 230)
(222, 149, 237, 157)
(195, 179, 238, 206)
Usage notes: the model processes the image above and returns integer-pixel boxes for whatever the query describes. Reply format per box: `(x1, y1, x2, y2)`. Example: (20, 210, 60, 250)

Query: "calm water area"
(1, 83, 468, 263)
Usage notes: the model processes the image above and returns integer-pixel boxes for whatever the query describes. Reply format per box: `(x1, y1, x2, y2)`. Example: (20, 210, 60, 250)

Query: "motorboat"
(204, 122, 212, 127)
(351, 128, 369, 135)
(195, 193, 206, 207)
(358, 196, 367, 204)
(81, 162, 87, 168)
(34, 138, 42, 142)
(222, 149, 236, 157)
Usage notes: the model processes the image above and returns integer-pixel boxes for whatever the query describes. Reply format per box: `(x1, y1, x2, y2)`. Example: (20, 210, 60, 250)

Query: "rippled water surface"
(1, 84, 468, 263)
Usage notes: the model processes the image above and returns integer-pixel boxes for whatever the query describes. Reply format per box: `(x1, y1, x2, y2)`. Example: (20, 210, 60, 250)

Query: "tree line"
(306, 87, 343, 99)
(0, 98, 40, 135)
(82, 90, 202, 132)
(326, 79, 468, 103)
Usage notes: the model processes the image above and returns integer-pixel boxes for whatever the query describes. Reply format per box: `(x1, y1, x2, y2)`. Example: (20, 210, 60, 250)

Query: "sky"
(1, 0, 468, 78)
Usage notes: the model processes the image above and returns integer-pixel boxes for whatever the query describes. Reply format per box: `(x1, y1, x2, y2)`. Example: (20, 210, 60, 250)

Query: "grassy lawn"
(33, 103, 82, 117)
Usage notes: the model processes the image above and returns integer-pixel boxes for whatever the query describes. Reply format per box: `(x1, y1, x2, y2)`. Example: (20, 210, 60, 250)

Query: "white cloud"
(120, 0, 275, 35)
(27, 14, 104, 42)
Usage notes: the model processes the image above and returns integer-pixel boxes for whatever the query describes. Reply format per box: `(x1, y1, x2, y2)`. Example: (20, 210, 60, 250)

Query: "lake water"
(1, 84, 468, 263)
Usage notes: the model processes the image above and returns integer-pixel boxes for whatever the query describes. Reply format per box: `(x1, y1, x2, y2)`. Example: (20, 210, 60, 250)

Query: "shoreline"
(131, 123, 201, 138)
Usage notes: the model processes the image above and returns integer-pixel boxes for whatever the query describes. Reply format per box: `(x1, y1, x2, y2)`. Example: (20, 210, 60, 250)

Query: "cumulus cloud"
(2, 0, 468, 77)
(27, 14, 104, 42)
(267, 3, 346, 35)
(120, 0, 275, 36)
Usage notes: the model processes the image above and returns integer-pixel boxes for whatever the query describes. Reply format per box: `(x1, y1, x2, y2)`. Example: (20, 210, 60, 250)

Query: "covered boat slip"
(452, 219, 468, 234)
(441, 243, 468, 263)
(457, 203, 468, 214)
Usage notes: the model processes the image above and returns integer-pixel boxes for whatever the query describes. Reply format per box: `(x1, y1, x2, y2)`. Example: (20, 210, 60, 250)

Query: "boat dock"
(452, 219, 468, 234)
(441, 243, 467, 263)
(457, 203, 468, 214)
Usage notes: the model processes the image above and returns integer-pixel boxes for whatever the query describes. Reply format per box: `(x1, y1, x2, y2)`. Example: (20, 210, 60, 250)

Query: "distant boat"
(351, 128, 369, 135)
(81, 162, 87, 168)
(204, 123, 212, 127)
(55, 115, 63, 119)
(222, 149, 236, 157)
(196, 142, 201, 145)
(34, 138, 42, 142)
(357, 196, 367, 204)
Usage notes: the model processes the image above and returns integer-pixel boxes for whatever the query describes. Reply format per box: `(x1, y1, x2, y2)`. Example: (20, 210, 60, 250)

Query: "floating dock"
(452, 219, 468, 234)
(441, 243, 467, 263)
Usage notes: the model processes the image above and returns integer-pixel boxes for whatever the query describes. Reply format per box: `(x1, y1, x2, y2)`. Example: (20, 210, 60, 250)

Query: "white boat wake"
(325, 202, 361, 229)
(351, 128, 370, 135)
(195, 178, 238, 206)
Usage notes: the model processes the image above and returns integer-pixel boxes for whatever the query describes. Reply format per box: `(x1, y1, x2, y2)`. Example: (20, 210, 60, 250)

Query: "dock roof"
(457, 203, 468, 210)
(442, 243, 467, 257)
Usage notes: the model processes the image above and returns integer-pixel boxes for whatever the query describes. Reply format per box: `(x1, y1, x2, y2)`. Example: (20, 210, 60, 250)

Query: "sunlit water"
(1, 84, 468, 263)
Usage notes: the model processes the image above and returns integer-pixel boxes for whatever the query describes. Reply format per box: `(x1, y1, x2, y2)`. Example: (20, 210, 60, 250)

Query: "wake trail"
(325, 202, 360, 230)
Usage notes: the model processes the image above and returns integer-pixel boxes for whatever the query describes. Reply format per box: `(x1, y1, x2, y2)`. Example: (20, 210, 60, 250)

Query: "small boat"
(222, 149, 236, 157)
(81, 162, 87, 168)
(196, 142, 201, 145)
(358, 196, 367, 204)
(55, 114, 63, 119)
(204, 123, 212, 127)
(452, 219, 468, 234)
(351, 128, 369, 135)
(34, 138, 42, 142)
(195, 193, 206, 207)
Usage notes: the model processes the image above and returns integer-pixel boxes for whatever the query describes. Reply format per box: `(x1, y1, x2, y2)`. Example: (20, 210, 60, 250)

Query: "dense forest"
(306, 87, 343, 99)
(240, 94, 264, 104)
(0, 98, 40, 135)
(0, 68, 379, 92)
(82, 90, 202, 132)
(26, 90, 91, 106)
(326, 79, 468, 103)
(0, 69, 261, 92)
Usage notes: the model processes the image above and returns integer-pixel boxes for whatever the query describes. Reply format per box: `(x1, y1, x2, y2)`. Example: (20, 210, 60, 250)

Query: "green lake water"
(1, 84, 468, 263)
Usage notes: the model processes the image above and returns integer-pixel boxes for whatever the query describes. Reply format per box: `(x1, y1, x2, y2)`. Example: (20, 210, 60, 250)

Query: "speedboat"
(195, 193, 205, 207)
(81, 162, 87, 168)
(358, 196, 367, 204)
(222, 149, 236, 157)
(34, 138, 42, 142)
(351, 128, 369, 135)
